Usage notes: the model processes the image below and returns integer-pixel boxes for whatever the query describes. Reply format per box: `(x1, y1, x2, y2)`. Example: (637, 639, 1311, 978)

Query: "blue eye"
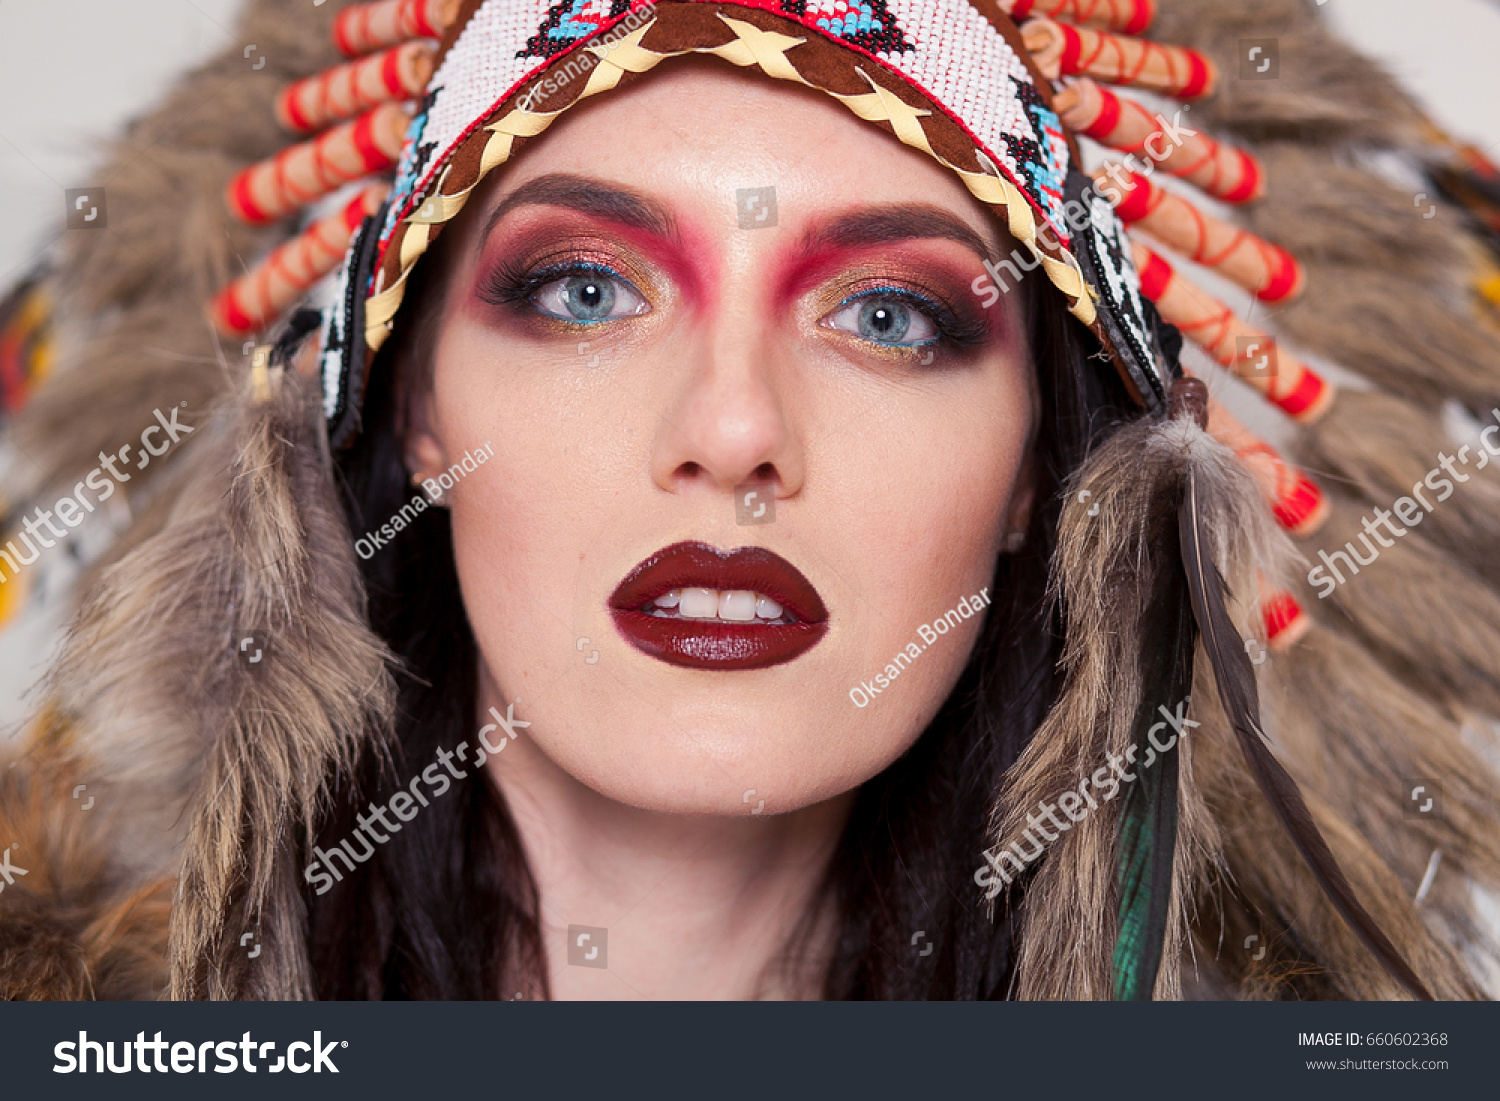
(532, 266, 649, 323)
(823, 291, 939, 347)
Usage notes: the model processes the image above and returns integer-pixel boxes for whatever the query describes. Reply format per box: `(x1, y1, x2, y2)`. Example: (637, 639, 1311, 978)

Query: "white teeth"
(647, 588, 790, 622)
(678, 588, 720, 619)
(718, 590, 757, 621)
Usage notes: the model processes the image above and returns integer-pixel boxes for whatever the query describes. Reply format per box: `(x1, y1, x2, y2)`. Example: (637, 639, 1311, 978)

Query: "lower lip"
(609, 610, 828, 671)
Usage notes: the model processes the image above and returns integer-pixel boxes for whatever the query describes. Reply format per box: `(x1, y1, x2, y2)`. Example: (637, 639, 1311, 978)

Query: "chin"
(525, 695, 898, 817)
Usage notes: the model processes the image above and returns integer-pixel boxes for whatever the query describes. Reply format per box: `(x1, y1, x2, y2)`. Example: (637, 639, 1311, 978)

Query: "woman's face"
(405, 60, 1036, 816)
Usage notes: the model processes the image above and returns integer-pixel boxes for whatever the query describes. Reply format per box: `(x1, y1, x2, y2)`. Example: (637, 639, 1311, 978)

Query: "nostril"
(751, 461, 777, 484)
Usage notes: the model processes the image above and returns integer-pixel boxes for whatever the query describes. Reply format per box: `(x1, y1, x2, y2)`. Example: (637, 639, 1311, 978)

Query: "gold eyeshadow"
(470, 222, 993, 359)
(809, 269, 992, 354)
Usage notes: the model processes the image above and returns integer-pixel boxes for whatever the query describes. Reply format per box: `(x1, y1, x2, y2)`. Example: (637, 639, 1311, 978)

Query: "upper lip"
(608, 541, 828, 622)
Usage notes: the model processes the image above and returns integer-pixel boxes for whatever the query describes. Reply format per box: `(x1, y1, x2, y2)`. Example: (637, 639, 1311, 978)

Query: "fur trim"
(1260, 624, 1500, 984)
(1273, 279, 1500, 411)
(41, 368, 393, 999)
(1244, 145, 1470, 296)
(1189, 656, 1484, 1000)
(5, 0, 1500, 1002)
(987, 413, 1287, 999)
(0, 737, 171, 1000)
(1299, 390, 1500, 589)
(1142, 2, 1500, 997)
(1150, 0, 1425, 146)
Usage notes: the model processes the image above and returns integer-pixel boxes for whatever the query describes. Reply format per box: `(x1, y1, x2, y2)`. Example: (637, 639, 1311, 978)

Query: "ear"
(1004, 328, 1044, 542)
(1005, 447, 1038, 540)
(400, 366, 448, 478)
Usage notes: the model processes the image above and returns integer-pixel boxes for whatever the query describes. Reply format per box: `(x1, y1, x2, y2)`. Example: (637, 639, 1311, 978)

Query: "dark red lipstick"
(608, 541, 829, 671)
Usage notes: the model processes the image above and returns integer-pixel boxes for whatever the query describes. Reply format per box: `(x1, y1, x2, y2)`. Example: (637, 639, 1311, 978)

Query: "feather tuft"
(1179, 467, 1434, 1001)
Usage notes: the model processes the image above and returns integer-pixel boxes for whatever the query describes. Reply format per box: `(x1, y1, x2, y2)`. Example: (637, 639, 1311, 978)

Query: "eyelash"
(831, 284, 988, 351)
(477, 255, 988, 351)
(477, 257, 643, 320)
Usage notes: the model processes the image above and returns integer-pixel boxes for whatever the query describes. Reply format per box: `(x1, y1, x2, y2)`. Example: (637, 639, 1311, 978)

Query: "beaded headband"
(213, 0, 1332, 646)
(214, 1, 1187, 420)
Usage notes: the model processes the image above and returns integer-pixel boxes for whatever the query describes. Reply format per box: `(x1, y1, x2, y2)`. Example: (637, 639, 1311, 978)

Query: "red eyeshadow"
(772, 240, 991, 322)
(621, 221, 713, 313)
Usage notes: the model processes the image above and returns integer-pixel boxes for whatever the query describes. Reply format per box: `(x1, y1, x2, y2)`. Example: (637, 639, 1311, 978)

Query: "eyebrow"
(474, 178, 997, 277)
(803, 205, 997, 263)
(478, 173, 676, 246)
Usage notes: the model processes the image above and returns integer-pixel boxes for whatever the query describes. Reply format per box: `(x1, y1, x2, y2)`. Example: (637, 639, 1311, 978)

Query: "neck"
(479, 683, 852, 1000)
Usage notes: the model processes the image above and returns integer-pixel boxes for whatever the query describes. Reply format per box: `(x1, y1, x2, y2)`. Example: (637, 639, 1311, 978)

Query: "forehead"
(461, 60, 1003, 239)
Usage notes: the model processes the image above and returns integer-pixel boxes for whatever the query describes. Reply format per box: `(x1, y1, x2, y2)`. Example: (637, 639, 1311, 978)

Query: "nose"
(650, 321, 805, 501)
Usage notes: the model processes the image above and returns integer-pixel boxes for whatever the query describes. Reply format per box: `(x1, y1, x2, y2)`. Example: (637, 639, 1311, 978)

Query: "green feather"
(1111, 493, 1197, 1001)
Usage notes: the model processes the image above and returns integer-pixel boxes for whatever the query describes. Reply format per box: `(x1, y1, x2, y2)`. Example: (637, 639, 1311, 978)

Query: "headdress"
(2, 0, 1498, 1000)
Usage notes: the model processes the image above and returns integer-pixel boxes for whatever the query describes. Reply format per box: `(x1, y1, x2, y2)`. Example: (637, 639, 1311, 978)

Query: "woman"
(319, 54, 1118, 1000)
(3, 0, 1498, 1001)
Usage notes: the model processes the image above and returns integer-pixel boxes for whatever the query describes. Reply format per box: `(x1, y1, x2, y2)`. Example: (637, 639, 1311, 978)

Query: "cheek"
(811, 367, 1030, 727)
(824, 375, 1029, 614)
(432, 324, 677, 773)
(433, 331, 630, 637)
